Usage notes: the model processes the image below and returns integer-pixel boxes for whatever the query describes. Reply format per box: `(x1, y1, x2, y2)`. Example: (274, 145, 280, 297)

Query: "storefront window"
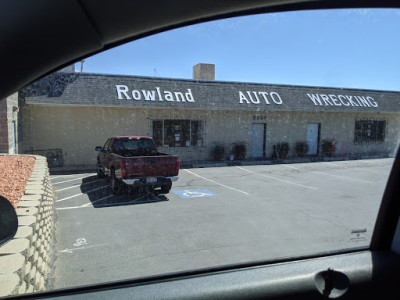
(152, 120, 202, 147)
(354, 119, 386, 144)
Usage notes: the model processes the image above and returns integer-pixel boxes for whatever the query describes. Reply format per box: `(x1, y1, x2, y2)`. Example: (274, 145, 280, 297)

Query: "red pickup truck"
(95, 136, 179, 195)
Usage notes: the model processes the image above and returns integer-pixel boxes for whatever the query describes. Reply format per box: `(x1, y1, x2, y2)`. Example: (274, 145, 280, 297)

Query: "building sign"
(238, 89, 379, 109)
(116, 85, 195, 102)
(306, 93, 378, 108)
(253, 115, 267, 121)
(239, 90, 283, 105)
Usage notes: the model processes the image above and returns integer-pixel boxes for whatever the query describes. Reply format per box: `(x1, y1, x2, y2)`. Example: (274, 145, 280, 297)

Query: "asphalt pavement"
(48, 158, 393, 290)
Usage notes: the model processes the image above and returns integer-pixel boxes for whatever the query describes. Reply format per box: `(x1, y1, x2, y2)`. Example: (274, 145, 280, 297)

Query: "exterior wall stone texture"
(20, 73, 400, 166)
(0, 155, 55, 297)
(20, 104, 400, 167)
(0, 93, 19, 154)
(0, 98, 8, 153)
(24, 72, 400, 114)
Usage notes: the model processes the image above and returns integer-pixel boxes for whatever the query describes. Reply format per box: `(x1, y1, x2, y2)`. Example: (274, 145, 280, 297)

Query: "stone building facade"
(0, 93, 20, 154)
(17, 67, 400, 167)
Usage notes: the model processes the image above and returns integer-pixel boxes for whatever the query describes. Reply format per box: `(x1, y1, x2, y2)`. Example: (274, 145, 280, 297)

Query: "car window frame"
(2, 1, 400, 299)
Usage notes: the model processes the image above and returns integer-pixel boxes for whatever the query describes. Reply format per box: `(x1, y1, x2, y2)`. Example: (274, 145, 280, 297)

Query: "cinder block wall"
(0, 155, 55, 296)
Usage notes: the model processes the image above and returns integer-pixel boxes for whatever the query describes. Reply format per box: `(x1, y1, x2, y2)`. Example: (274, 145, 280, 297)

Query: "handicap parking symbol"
(173, 189, 219, 199)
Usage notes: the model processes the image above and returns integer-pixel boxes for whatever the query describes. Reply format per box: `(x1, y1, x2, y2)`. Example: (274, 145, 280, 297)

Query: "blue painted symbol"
(173, 189, 219, 199)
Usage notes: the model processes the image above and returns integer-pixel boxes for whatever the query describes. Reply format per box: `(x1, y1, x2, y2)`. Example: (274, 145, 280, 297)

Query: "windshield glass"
(1, 8, 400, 296)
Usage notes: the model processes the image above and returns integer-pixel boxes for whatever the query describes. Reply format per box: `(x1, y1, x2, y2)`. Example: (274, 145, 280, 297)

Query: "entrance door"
(306, 123, 319, 155)
(252, 123, 265, 158)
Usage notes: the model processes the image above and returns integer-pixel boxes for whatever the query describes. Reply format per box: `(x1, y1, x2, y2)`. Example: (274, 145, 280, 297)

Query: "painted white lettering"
(142, 90, 156, 101)
(320, 94, 333, 106)
(354, 96, 363, 106)
(338, 95, 350, 106)
(329, 94, 342, 106)
(164, 91, 174, 101)
(116, 85, 131, 100)
(259, 92, 270, 104)
(156, 87, 163, 101)
(252, 92, 261, 104)
(239, 91, 250, 104)
(366, 96, 378, 107)
(131, 90, 141, 100)
(306, 94, 322, 106)
(345, 95, 358, 106)
(270, 92, 283, 105)
(246, 91, 256, 104)
(174, 92, 185, 102)
(185, 89, 195, 102)
(357, 96, 370, 107)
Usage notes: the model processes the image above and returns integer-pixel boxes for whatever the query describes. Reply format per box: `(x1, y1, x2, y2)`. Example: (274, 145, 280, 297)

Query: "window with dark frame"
(152, 120, 203, 147)
(354, 119, 386, 144)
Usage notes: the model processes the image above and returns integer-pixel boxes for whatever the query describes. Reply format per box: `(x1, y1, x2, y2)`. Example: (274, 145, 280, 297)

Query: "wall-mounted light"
(13, 106, 19, 112)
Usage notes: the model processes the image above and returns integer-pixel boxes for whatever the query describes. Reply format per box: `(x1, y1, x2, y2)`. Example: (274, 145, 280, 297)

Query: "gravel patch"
(0, 155, 36, 208)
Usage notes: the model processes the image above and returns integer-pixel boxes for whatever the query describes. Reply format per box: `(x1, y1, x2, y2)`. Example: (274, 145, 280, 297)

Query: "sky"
(76, 8, 400, 91)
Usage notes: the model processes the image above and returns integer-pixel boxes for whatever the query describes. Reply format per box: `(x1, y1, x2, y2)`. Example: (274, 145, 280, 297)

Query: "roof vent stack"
(193, 63, 215, 80)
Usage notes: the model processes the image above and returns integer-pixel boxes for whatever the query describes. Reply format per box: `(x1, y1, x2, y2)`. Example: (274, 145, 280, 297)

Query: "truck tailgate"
(122, 155, 179, 178)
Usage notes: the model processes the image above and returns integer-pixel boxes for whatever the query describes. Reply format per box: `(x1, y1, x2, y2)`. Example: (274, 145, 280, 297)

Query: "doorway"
(306, 123, 320, 155)
(252, 123, 266, 158)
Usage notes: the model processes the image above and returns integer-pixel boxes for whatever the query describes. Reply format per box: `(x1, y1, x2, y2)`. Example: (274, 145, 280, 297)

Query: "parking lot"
(49, 159, 393, 290)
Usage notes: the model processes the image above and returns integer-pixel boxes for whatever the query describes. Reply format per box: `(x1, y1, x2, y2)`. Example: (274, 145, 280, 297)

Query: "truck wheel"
(97, 167, 105, 178)
(160, 186, 171, 194)
(160, 180, 172, 194)
(110, 170, 123, 195)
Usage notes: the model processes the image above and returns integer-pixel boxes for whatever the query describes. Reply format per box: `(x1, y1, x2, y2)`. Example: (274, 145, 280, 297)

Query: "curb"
(0, 155, 55, 297)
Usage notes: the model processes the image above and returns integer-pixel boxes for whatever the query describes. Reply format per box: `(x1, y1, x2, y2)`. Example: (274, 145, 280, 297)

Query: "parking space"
(50, 158, 393, 290)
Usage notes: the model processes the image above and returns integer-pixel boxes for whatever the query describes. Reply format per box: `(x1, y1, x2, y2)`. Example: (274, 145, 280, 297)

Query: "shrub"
(231, 141, 247, 160)
(295, 141, 309, 157)
(210, 143, 226, 161)
(321, 139, 335, 157)
(277, 142, 290, 159)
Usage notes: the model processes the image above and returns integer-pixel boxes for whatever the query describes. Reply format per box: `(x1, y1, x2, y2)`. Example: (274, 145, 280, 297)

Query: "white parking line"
(55, 185, 110, 202)
(50, 174, 75, 180)
(56, 205, 89, 211)
(55, 179, 104, 192)
(184, 169, 250, 195)
(237, 166, 318, 190)
(52, 174, 96, 185)
(281, 164, 374, 184)
(56, 195, 114, 210)
(81, 195, 114, 207)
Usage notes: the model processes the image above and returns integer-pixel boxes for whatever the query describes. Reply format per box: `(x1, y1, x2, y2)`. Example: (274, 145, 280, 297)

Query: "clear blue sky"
(77, 8, 400, 91)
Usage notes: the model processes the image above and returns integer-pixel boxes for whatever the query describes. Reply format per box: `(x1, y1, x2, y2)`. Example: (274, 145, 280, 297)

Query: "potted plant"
(321, 139, 335, 157)
(295, 141, 309, 157)
(231, 141, 247, 160)
(277, 142, 290, 159)
(210, 142, 226, 161)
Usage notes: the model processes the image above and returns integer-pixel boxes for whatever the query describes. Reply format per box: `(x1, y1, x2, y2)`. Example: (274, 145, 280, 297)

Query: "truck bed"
(118, 152, 179, 178)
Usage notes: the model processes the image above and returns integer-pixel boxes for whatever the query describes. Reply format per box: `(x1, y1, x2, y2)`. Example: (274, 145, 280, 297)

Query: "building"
(0, 93, 20, 154)
(16, 64, 400, 167)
